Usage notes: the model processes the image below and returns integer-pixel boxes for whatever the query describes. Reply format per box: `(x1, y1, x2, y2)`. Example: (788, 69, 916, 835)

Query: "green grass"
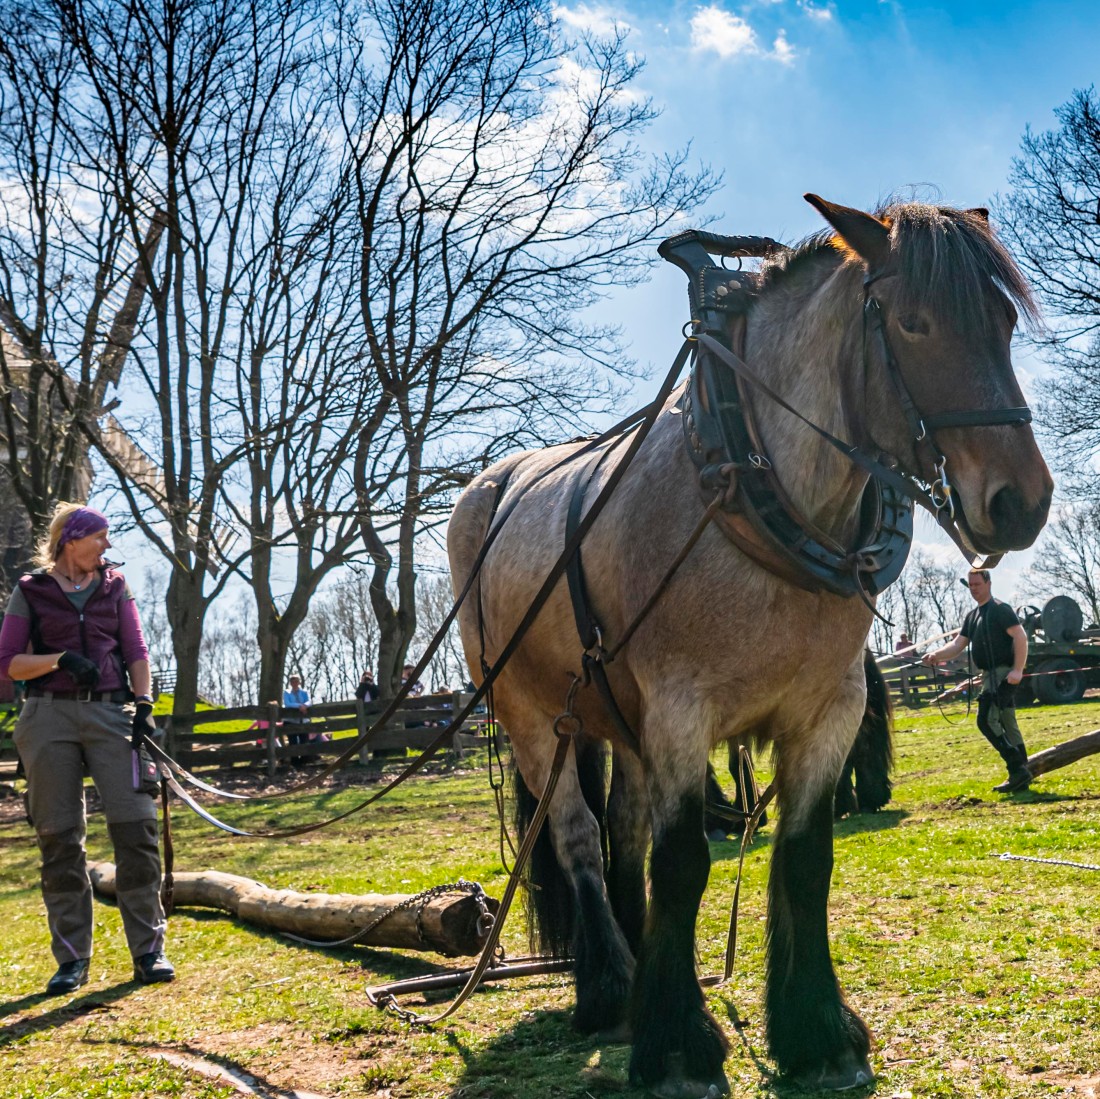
(2, 698, 1099, 1097)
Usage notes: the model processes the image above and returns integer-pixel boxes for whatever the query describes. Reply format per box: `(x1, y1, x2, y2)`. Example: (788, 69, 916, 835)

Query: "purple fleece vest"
(19, 569, 129, 691)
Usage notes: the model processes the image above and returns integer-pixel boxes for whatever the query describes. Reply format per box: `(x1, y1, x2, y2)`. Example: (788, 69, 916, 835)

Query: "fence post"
(451, 690, 465, 761)
(266, 701, 280, 779)
(163, 714, 176, 760)
(357, 699, 369, 766)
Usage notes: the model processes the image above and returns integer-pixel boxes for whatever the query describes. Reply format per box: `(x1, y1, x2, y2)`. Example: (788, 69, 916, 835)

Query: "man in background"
(922, 570, 1032, 793)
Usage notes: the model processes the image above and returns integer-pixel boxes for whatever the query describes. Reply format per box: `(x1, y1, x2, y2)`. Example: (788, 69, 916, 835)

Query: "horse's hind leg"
(511, 710, 635, 1035)
(766, 678, 873, 1090)
(629, 711, 730, 1098)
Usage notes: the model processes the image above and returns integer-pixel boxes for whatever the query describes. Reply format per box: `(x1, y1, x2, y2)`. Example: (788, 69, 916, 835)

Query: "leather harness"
(562, 228, 1035, 752)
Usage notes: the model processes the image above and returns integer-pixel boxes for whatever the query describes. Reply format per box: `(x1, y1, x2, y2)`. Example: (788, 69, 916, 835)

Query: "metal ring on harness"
(553, 712, 583, 740)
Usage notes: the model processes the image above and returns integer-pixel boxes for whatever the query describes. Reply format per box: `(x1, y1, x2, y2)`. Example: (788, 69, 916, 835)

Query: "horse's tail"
(513, 737, 609, 957)
(848, 649, 894, 811)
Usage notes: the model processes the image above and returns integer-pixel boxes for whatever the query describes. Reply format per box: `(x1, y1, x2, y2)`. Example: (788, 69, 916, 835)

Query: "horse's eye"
(897, 314, 929, 337)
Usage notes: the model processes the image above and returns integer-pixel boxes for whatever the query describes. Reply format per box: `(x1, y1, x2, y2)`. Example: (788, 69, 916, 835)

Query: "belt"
(26, 688, 130, 703)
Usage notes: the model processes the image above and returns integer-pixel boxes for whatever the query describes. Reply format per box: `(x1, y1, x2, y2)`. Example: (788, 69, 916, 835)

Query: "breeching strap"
(143, 339, 695, 839)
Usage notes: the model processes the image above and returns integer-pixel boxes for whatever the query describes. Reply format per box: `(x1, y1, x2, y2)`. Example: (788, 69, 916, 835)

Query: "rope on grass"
(992, 852, 1100, 872)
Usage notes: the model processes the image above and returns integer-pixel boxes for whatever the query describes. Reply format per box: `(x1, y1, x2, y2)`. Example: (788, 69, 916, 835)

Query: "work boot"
(993, 744, 1033, 793)
(45, 958, 90, 996)
(133, 951, 175, 983)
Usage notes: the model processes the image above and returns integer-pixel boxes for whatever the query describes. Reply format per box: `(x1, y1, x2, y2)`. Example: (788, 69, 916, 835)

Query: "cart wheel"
(1033, 658, 1086, 704)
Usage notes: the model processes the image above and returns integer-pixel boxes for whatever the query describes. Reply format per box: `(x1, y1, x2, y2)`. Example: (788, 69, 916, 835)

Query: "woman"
(0, 503, 174, 995)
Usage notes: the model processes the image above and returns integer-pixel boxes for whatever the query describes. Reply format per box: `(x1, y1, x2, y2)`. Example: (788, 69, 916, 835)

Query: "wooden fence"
(163, 691, 498, 777)
(879, 654, 975, 709)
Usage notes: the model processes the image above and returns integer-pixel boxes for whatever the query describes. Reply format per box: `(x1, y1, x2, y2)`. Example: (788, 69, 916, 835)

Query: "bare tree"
(286, 570, 380, 702)
(46, 0, 374, 712)
(0, 5, 140, 570)
(1025, 502, 1100, 624)
(994, 87, 1100, 482)
(331, 0, 718, 693)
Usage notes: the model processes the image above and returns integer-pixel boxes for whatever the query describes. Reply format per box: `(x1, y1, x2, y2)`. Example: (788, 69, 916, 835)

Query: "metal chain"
(992, 852, 1100, 873)
(281, 879, 495, 951)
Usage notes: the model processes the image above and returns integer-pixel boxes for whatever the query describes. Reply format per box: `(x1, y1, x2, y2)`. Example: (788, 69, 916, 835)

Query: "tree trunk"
(166, 568, 207, 716)
(88, 863, 497, 957)
(1026, 729, 1100, 778)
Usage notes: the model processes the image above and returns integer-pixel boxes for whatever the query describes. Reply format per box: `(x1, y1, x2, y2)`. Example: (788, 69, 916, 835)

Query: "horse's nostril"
(988, 484, 1048, 547)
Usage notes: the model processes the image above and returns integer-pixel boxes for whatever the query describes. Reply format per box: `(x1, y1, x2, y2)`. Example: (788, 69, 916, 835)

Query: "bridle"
(860, 267, 1033, 526)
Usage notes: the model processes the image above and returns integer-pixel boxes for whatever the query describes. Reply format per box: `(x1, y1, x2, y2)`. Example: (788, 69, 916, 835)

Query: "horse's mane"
(760, 202, 1038, 333)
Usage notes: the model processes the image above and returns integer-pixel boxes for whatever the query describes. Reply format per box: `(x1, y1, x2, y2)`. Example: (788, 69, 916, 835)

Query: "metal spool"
(1041, 595, 1084, 643)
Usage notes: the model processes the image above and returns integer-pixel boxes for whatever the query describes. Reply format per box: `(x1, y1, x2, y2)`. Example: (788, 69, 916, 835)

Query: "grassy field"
(1, 697, 1099, 1098)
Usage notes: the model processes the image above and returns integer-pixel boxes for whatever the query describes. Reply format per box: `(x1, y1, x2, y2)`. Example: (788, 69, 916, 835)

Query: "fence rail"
(164, 691, 498, 777)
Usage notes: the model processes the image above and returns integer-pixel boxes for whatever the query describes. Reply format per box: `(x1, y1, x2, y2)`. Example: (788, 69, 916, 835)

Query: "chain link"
(993, 852, 1100, 873)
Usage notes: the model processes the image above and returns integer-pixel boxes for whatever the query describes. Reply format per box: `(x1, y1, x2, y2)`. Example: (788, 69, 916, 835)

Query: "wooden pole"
(88, 863, 499, 957)
(1026, 729, 1100, 779)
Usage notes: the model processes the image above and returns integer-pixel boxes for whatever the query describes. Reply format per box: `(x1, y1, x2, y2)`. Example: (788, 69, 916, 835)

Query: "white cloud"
(772, 29, 796, 63)
(690, 6, 759, 58)
(690, 5, 798, 63)
(553, 3, 629, 36)
(798, 0, 836, 20)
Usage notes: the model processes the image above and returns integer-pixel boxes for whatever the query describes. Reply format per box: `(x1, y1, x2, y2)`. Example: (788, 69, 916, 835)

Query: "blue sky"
(565, 0, 1100, 599)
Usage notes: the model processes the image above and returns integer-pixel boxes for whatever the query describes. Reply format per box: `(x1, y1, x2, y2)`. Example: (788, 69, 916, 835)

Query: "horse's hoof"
(596, 1019, 632, 1044)
(647, 1071, 730, 1098)
(794, 1056, 874, 1092)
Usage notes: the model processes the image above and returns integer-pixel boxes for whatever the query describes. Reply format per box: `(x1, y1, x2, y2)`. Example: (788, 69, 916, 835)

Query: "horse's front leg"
(629, 714, 729, 1099)
(766, 698, 873, 1090)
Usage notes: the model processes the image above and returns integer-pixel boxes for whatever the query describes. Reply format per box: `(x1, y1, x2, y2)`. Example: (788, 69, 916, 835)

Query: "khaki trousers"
(14, 697, 166, 964)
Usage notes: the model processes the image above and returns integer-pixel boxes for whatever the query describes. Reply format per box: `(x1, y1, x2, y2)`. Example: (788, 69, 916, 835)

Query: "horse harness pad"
(663, 229, 1035, 600)
(663, 230, 913, 599)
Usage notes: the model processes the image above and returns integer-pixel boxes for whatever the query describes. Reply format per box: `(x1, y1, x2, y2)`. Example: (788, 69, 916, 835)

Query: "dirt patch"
(935, 795, 986, 811)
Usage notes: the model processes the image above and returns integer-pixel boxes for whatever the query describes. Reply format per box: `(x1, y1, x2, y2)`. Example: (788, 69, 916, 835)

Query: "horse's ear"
(967, 207, 990, 221)
(804, 193, 891, 268)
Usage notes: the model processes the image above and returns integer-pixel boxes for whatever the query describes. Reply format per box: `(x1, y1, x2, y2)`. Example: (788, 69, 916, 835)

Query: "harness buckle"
(748, 452, 772, 471)
(930, 456, 956, 519)
(915, 419, 928, 443)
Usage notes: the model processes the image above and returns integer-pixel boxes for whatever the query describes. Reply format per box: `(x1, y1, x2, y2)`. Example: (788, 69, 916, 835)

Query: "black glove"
(57, 650, 100, 688)
(995, 677, 1018, 709)
(131, 701, 156, 741)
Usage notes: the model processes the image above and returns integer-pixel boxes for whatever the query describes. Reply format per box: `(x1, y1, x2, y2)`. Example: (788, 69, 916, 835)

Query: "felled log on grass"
(1026, 728, 1100, 780)
(88, 862, 498, 957)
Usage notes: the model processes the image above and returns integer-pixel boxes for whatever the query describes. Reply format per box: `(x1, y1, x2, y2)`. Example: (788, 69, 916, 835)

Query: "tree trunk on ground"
(1026, 729, 1100, 778)
(88, 863, 497, 957)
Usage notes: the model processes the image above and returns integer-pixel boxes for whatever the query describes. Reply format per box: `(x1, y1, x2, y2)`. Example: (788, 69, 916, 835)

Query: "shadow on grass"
(443, 1000, 876, 1099)
(443, 1006, 637, 1097)
(0, 981, 135, 1045)
(834, 808, 909, 835)
(174, 906, 449, 983)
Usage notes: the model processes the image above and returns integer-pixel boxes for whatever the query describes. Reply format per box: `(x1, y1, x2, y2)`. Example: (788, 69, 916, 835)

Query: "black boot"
(45, 958, 90, 995)
(993, 744, 1033, 793)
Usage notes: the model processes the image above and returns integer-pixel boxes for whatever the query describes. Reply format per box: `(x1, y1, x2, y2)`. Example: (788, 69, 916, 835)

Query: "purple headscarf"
(57, 507, 109, 551)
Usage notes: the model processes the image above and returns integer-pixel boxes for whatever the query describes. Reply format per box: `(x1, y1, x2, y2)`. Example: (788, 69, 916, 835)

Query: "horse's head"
(805, 193, 1053, 554)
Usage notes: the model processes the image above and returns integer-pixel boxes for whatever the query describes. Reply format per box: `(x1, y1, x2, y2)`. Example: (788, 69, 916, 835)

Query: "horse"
(447, 195, 1052, 1097)
(704, 648, 893, 835)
